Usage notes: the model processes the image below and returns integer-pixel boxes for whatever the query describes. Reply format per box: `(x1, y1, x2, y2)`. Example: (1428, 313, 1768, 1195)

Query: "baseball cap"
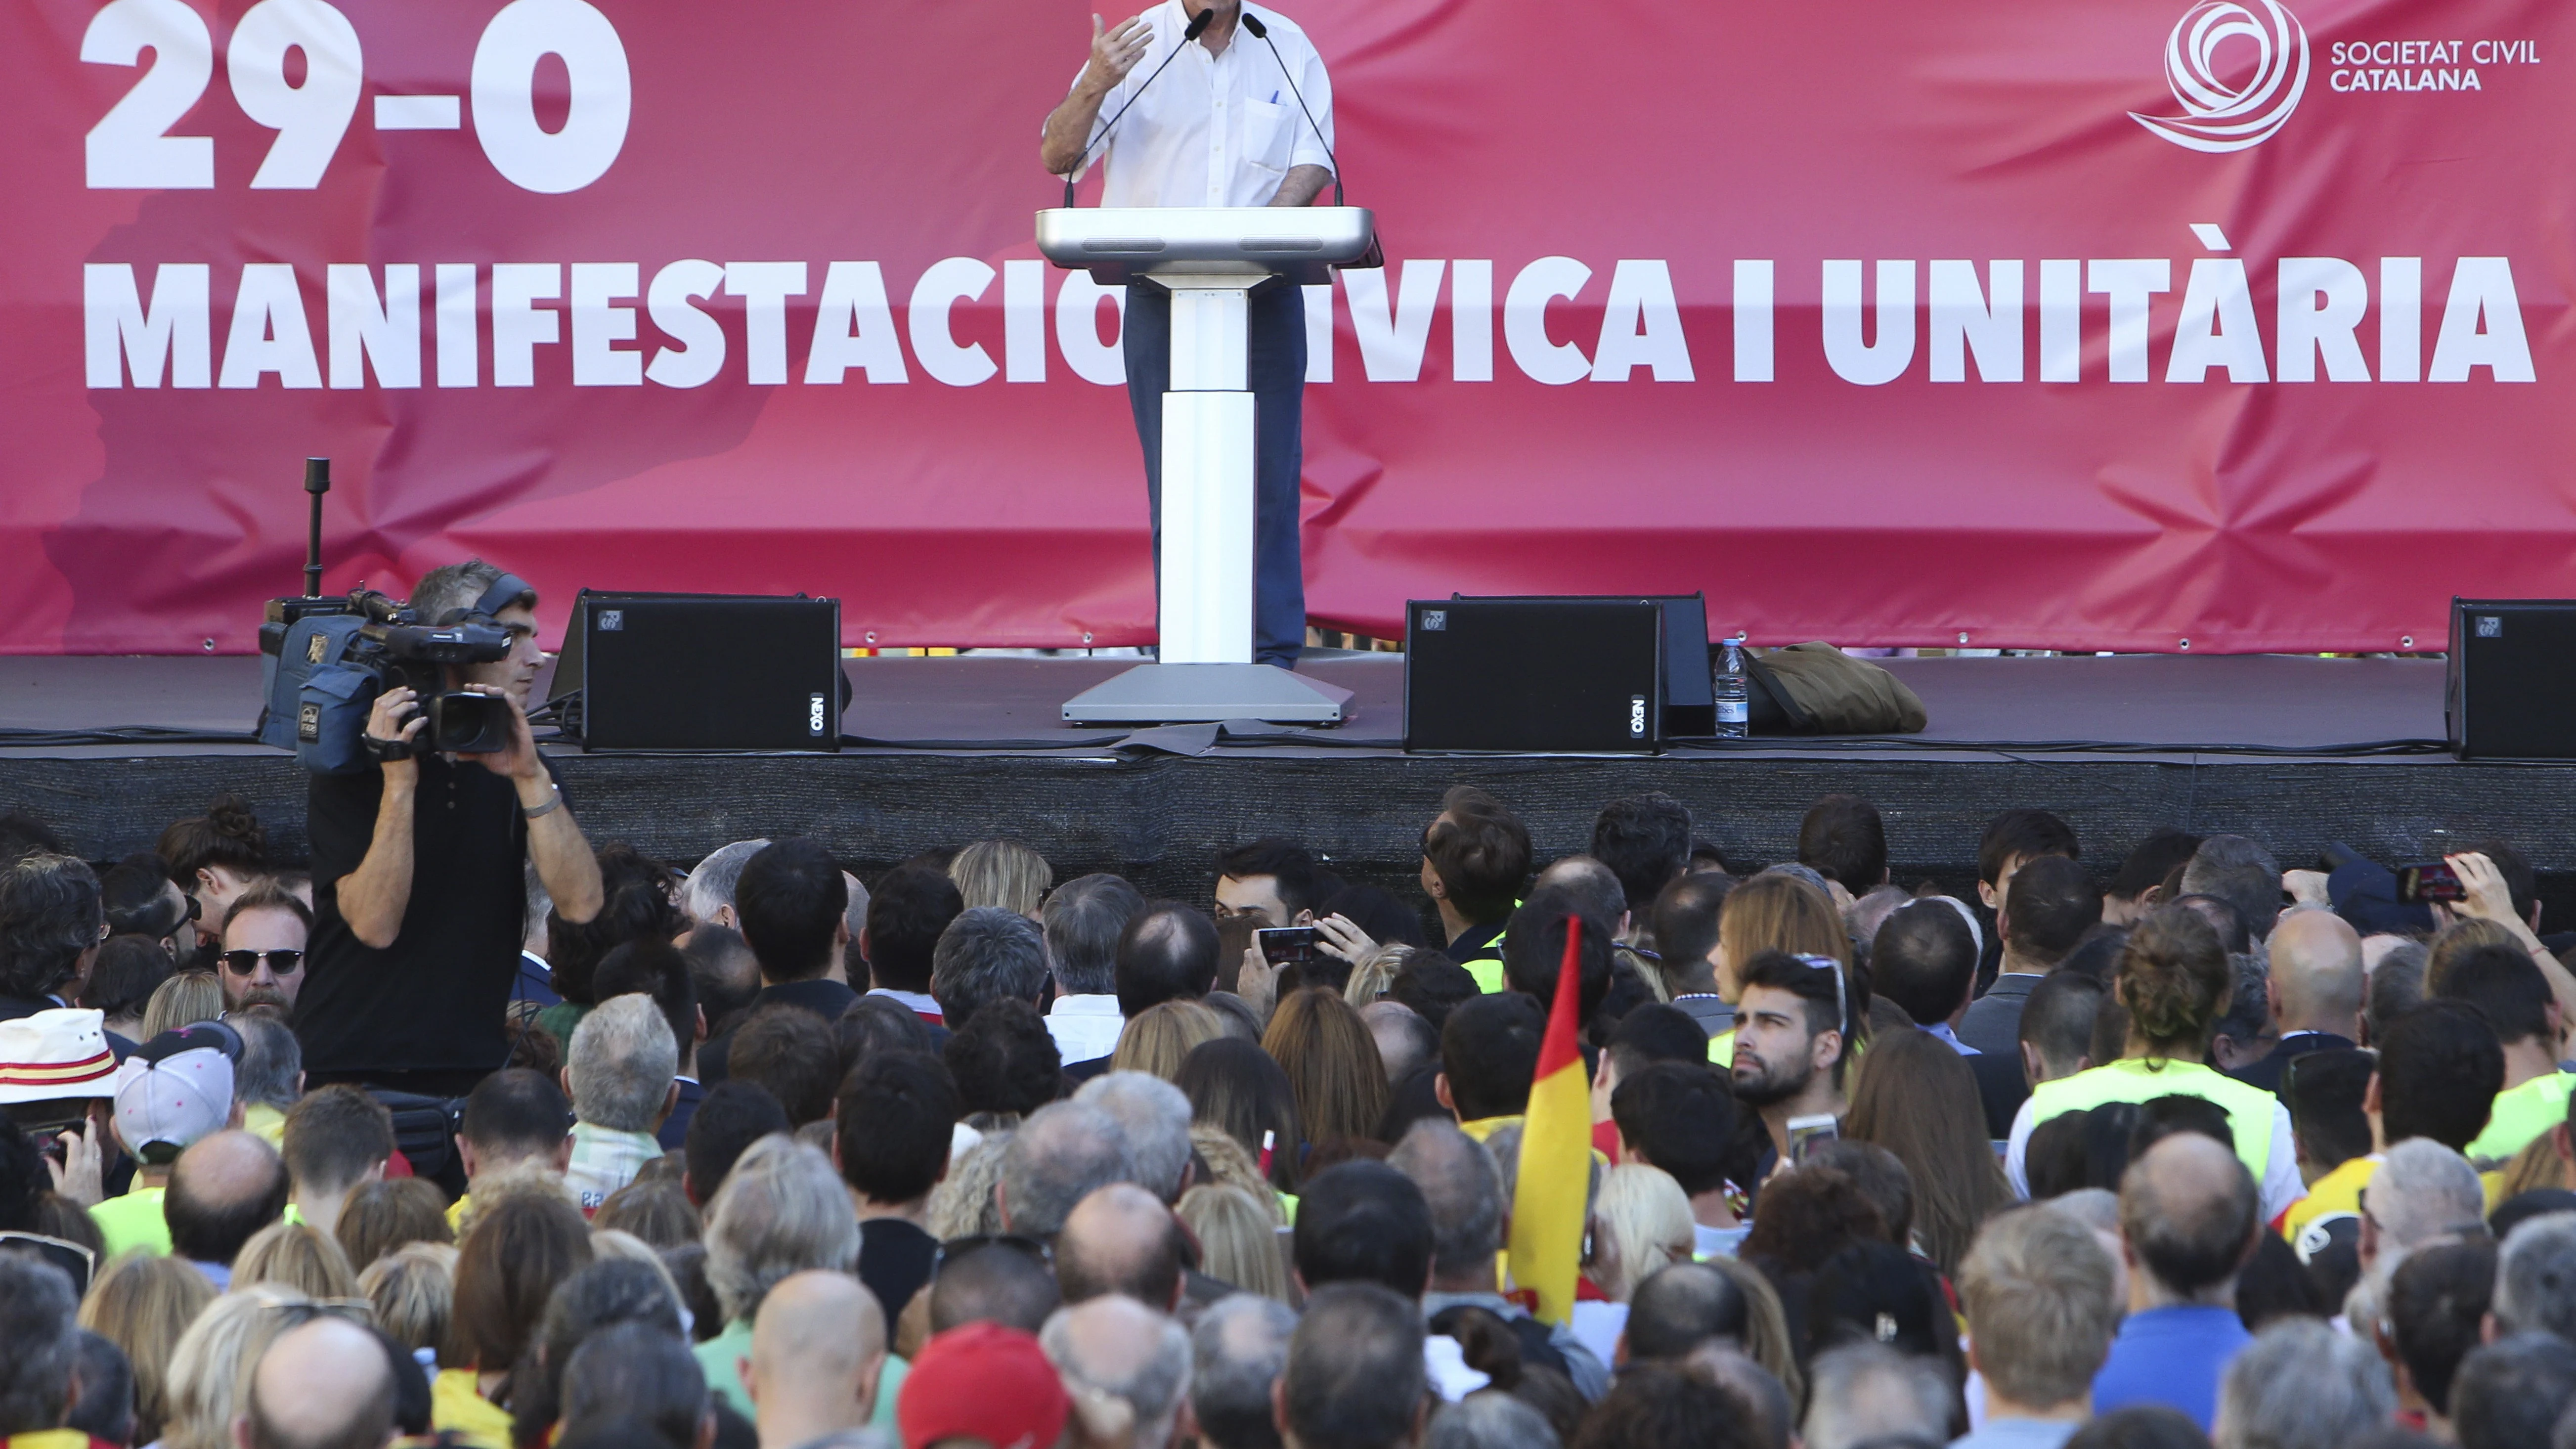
(113, 1021, 243, 1165)
(0, 1008, 119, 1105)
(898, 1322, 1070, 1449)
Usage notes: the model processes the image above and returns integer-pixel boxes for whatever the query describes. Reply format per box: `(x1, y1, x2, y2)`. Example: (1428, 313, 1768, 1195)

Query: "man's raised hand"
(1084, 13, 1153, 95)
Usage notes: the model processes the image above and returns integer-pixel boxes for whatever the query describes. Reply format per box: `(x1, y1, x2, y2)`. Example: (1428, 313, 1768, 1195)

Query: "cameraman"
(299, 561, 605, 1098)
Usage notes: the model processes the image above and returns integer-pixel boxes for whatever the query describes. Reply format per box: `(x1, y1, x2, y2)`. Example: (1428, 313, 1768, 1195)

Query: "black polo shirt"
(299, 754, 557, 1081)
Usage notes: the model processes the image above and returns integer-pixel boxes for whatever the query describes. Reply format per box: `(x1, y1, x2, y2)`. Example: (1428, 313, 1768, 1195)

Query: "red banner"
(2, 0, 2569, 655)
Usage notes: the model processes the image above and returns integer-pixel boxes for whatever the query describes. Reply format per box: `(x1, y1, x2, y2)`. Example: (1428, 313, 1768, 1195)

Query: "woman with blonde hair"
(1261, 988, 1391, 1148)
(1177, 1183, 1291, 1301)
(950, 839, 1053, 919)
(1717, 872, 1849, 995)
(1341, 943, 1414, 1008)
(360, 1241, 462, 1371)
(1844, 1026, 2015, 1279)
(1586, 1165, 1698, 1302)
(233, 1220, 360, 1299)
(160, 1285, 311, 1449)
(1110, 999, 1225, 1081)
(80, 1252, 217, 1446)
(139, 970, 224, 1041)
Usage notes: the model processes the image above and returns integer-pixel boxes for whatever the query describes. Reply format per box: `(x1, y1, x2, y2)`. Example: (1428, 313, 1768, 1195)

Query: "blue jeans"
(1123, 279, 1307, 667)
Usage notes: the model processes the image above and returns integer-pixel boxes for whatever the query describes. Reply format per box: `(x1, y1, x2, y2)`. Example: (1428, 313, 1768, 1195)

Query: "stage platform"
(2, 652, 2570, 909)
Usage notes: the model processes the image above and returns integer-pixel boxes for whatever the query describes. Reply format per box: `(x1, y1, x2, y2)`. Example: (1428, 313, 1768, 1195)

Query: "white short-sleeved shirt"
(1068, 0, 1334, 209)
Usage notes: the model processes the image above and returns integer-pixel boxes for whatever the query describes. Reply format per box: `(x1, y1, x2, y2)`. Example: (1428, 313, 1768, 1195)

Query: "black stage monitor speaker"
(1404, 598, 1667, 752)
(1460, 593, 1713, 736)
(2449, 598, 2576, 760)
(558, 592, 843, 752)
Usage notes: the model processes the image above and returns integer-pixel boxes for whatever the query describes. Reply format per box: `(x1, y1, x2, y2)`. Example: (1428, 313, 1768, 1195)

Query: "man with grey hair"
(1800, 1342, 1950, 1449)
(2182, 834, 2284, 943)
(2212, 1319, 2393, 1449)
(700, 1134, 862, 1412)
(2490, 1210, 2576, 1342)
(2364, 940, 2429, 1048)
(1192, 1294, 1299, 1449)
(1531, 856, 1631, 942)
(1074, 1071, 1194, 1202)
(0, 1253, 80, 1442)
(1423, 1395, 1555, 1449)
(1388, 1119, 1609, 1400)
(1068, 1072, 1226, 1310)
(2362, 1138, 2490, 1276)
(1360, 1002, 1438, 1087)
(1043, 874, 1146, 1065)
(1956, 1206, 2118, 1448)
(562, 992, 680, 1212)
(683, 839, 771, 931)
(229, 1012, 305, 1143)
(2450, 1331, 2576, 1449)
(1682, 1344, 1793, 1449)
(1041, 1294, 1193, 1449)
(2095, 1133, 2260, 1431)
(1056, 1183, 1188, 1312)
(928, 907, 1048, 1031)
(999, 1100, 1134, 1241)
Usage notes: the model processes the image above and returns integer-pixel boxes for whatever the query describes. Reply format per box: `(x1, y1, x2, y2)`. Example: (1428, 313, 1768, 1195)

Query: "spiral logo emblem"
(2131, 0, 2310, 153)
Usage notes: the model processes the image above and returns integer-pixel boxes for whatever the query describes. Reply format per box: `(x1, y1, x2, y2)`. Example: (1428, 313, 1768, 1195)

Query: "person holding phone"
(1728, 950, 1852, 1174)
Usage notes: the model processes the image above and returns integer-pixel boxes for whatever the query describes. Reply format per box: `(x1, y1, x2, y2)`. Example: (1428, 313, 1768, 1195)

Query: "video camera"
(254, 459, 524, 772)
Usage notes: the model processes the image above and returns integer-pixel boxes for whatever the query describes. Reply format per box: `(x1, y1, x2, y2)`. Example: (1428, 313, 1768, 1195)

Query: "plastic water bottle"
(1713, 634, 1750, 739)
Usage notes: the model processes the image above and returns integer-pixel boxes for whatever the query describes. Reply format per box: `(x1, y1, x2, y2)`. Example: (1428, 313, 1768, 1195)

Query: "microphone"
(1240, 11, 1342, 206)
(1062, 6, 1219, 207)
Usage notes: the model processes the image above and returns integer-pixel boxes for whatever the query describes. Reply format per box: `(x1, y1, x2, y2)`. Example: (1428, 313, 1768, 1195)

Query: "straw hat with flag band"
(1508, 925, 1592, 1326)
(0, 1007, 119, 1104)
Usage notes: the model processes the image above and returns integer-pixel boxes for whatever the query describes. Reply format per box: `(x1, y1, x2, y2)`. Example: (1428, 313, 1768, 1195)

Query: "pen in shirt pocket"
(1269, 90, 1279, 102)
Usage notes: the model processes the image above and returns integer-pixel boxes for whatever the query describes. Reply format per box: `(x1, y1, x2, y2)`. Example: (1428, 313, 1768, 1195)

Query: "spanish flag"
(1508, 925, 1589, 1326)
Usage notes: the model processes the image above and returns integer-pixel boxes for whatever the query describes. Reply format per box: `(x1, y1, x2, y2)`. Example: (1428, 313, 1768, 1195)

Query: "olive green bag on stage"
(1742, 643, 1929, 735)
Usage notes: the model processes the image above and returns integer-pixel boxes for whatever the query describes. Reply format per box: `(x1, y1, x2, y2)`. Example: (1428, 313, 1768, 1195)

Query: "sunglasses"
(218, 949, 304, 976)
(1793, 953, 1848, 1035)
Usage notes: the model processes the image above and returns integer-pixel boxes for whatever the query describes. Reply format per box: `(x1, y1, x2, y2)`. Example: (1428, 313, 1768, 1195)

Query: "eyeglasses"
(1793, 953, 1848, 1035)
(218, 949, 304, 976)
(934, 1234, 1049, 1273)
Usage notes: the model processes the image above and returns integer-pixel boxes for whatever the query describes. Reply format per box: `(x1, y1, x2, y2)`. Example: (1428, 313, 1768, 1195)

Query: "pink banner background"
(1, 0, 2570, 654)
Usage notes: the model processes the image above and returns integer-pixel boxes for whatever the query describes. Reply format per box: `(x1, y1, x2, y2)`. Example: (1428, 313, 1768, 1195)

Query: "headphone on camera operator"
(357, 571, 542, 768)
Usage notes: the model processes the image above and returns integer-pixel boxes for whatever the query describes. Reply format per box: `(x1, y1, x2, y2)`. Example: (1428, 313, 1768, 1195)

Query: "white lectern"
(1038, 206, 1379, 726)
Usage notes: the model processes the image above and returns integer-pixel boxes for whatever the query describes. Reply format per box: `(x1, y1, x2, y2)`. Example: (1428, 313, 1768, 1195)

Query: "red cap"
(898, 1322, 1071, 1449)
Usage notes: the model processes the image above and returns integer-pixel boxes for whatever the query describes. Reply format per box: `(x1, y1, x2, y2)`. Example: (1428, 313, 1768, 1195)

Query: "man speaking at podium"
(1041, 0, 1335, 669)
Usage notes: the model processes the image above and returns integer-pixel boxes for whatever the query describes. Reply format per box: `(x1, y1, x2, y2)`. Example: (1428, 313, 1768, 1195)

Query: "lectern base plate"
(1062, 663, 1351, 726)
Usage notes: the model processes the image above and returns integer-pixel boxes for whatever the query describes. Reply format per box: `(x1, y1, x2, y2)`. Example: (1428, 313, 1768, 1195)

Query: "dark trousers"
(1123, 278, 1308, 667)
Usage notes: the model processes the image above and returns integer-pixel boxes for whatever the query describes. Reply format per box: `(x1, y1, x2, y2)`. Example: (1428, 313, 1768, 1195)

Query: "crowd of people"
(4, 770, 2576, 1449)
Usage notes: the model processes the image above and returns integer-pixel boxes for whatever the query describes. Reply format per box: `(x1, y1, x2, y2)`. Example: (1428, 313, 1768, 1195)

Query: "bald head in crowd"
(2268, 909, 2364, 1043)
(169, 1130, 290, 1270)
(748, 1271, 887, 1449)
(2120, 1133, 2259, 1306)
(1044, 1295, 1194, 1449)
(1056, 1183, 1187, 1311)
(243, 1316, 396, 1449)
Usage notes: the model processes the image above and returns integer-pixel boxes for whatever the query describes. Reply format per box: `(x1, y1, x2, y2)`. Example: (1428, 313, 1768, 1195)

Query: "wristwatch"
(522, 785, 563, 820)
